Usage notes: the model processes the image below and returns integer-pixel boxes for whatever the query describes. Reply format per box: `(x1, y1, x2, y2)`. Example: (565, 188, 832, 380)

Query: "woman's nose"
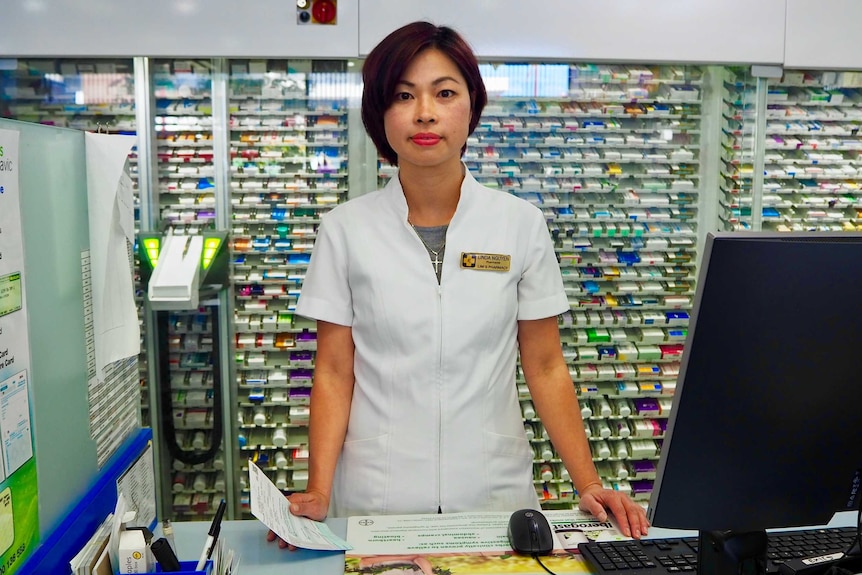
(415, 96, 436, 123)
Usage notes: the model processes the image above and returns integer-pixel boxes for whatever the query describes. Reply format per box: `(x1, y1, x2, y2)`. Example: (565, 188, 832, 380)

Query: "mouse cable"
(532, 553, 558, 575)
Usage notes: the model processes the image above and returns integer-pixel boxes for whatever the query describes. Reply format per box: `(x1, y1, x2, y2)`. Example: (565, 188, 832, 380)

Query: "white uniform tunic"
(295, 169, 569, 517)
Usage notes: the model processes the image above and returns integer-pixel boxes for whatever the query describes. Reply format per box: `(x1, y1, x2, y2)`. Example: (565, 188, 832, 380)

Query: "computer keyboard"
(578, 526, 858, 575)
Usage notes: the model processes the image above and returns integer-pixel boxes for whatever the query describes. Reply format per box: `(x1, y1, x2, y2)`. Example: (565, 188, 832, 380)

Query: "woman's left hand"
(577, 485, 650, 539)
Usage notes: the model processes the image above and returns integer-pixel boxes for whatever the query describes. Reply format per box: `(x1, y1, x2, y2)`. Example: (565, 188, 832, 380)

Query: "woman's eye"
(395, 92, 412, 101)
(439, 89, 455, 98)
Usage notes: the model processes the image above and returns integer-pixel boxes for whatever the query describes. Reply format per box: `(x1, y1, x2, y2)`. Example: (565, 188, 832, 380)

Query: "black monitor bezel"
(648, 231, 862, 532)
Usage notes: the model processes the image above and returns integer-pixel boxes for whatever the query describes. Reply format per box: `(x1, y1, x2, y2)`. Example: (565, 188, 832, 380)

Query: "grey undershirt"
(412, 224, 448, 284)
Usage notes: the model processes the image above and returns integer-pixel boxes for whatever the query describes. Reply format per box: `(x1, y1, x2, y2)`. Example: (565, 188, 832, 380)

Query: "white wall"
(785, 0, 862, 69)
(359, 0, 786, 64)
(0, 0, 359, 58)
(2, 0, 856, 69)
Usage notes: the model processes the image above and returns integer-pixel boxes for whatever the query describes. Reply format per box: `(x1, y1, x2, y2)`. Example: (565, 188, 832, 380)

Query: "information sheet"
(345, 509, 628, 575)
(116, 442, 156, 530)
(0, 370, 32, 476)
(347, 512, 556, 555)
(83, 133, 141, 466)
(0, 127, 39, 575)
(248, 461, 351, 551)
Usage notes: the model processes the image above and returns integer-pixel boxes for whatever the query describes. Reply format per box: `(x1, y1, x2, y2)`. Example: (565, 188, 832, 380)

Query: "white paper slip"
(248, 460, 352, 551)
(347, 512, 566, 555)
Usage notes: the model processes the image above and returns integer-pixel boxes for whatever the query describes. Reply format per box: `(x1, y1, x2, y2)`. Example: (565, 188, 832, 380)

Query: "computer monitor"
(648, 232, 862, 573)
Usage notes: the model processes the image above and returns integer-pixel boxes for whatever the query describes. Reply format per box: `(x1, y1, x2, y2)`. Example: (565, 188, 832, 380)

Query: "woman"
(269, 21, 649, 544)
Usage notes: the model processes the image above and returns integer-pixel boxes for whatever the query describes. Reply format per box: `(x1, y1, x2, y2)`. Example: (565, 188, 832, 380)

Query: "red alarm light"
(311, 0, 336, 24)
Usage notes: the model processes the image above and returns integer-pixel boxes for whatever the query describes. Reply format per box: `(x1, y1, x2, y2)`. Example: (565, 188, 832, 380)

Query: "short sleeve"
(517, 208, 569, 321)
(294, 214, 353, 326)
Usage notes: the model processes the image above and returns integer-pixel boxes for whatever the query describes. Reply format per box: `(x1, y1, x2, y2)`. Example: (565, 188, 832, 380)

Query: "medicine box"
(119, 530, 151, 573)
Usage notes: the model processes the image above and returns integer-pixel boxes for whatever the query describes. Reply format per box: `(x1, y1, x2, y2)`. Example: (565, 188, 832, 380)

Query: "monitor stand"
(697, 530, 768, 575)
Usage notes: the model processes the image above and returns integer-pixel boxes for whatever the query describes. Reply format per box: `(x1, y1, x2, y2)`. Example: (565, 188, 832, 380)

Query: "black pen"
(151, 537, 181, 572)
(196, 499, 227, 571)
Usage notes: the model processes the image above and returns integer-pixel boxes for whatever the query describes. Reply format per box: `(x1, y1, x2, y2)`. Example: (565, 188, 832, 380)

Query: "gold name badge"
(460, 252, 511, 272)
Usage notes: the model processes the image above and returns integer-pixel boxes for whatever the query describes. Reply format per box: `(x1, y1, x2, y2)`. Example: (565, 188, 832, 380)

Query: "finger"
(625, 503, 647, 539)
(603, 495, 634, 538)
(288, 494, 313, 514)
(266, 530, 277, 542)
(290, 500, 320, 519)
(632, 503, 651, 537)
(287, 492, 308, 505)
(578, 494, 609, 523)
(618, 496, 648, 537)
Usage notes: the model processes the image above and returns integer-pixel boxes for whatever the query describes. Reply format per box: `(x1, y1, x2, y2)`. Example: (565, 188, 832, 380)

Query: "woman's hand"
(578, 484, 650, 539)
(265, 490, 330, 549)
(287, 489, 329, 521)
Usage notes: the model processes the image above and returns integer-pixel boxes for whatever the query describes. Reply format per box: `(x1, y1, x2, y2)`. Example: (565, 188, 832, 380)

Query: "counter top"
(172, 517, 349, 575)
(169, 511, 858, 575)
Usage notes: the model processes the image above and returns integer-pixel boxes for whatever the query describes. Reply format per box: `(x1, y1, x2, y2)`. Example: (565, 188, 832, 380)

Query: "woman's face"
(383, 48, 472, 173)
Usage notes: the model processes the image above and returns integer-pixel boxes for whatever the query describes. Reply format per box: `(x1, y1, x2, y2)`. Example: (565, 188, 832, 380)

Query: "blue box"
(148, 559, 212, 574)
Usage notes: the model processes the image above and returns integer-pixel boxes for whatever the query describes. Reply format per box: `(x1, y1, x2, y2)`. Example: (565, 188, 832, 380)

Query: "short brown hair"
(361, 21, 487, 166)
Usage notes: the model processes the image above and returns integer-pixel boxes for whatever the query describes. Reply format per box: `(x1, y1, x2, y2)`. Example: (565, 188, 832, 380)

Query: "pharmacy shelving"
(228, 60, 354, 515)
(18, 56, 862, 516)
(151, 59, 228, 520)
(153, 60, 217, 231)
(151, 312, 228, 523)
(0, 58, 136, 133)
(719, 67, 757, 231)
(761, 70, 862, 232)
(165, 310, 228, 520)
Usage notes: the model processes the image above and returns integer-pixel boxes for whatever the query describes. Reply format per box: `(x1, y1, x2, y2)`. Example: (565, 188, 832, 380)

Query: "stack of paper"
(69, 513, 113, 575)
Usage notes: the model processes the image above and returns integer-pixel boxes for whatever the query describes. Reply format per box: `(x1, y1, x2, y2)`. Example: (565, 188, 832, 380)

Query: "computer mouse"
(507, 508, 554, 555)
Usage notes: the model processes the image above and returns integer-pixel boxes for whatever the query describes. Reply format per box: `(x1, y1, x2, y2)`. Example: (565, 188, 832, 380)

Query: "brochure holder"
(140, 231, 229, 310)
(147, 233, 203, 310)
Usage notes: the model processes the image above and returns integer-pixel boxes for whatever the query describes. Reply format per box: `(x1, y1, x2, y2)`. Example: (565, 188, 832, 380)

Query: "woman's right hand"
(287, 489, 329, 521)
(265, 490, 330, 550)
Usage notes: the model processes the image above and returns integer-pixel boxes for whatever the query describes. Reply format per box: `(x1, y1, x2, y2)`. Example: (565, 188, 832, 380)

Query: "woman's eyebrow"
(395, 76, 462, 88)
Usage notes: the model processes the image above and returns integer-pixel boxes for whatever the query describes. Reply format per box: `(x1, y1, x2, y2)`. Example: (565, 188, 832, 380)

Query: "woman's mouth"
(411, 133, 442, 146)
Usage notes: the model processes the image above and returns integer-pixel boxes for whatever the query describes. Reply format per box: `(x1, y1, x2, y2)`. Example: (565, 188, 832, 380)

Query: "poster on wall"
(0, 128, 39, 575)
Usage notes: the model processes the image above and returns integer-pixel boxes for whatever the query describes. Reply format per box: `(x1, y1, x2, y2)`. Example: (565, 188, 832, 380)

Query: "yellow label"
(0, 487, 13, 555)
(460, 252, 511, 272)
(0, 273, 22, 319)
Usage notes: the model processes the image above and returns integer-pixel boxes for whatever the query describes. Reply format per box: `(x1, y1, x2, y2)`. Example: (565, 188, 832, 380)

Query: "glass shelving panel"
(0, 58, 149, 429)
(150, 59, 225, 521)
(0, 58, 136, 133)
(228, 59, 359, 516)
(720, 67, 757, 231)
(762, 70, 862, 232)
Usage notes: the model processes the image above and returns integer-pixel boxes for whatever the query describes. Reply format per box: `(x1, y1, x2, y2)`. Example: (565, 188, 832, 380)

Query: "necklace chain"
(409, 222, 446, 274)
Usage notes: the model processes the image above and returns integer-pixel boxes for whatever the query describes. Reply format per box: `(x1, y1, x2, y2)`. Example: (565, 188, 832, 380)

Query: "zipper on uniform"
(436, 283, 443, 512)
